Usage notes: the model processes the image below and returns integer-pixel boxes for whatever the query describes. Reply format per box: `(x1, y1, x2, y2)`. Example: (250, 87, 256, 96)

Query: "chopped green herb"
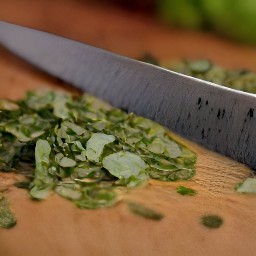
(75, 185, 117, 209)
(86, 133, 115, 163)
(30, 139, 55, 200)
(0, 193, 16, 228)
(14, 181, 31, 189)
(236, 178, 256, 194)
(103, 151, 148, 187)
(0, 99, 19, 111)
(201, 214, 223, 229)
(0, 89, 196, 217)
(176, 186, 197, 196)
(127, 202, 164, 220)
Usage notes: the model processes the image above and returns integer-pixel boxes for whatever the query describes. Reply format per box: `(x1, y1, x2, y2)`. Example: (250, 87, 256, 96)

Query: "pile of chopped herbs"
(140, 55, 256, 94)
(0, 90, 196, 215)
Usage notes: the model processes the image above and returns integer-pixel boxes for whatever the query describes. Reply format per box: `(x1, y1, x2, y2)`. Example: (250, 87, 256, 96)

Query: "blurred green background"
(103, 0, 256, 45)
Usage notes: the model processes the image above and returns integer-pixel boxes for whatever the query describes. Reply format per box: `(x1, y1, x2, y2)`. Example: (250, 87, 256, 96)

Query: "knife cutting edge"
(0, 21, 256, 170)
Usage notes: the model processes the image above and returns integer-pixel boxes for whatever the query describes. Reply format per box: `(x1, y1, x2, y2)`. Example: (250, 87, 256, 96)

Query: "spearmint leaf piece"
(75, 186, 117, 209)
(4, 121, 31, 142)
(25, 90, 54, 110)
(55, 184, 82, 200)
(102, 151, 148, 180)
(53, 92, 71, 119)
(35, 139, 51, 177)
(58, 157, 76, 168)
(86, 133, 115, 163)
(163, 140, 182, 158)
(0, 99, 19, 111)
(4, 114, 50, 142)
(131, 116, 165, 137)
(146, 138, 182, 158)
(146, 138, 165, 154)
(116, 175, 148, 188)
(188, 60, 212, 73)
(176, 186, 197, 196)
(30, 139, 54, 200)
(62, 121, 87, 136)
(83, 94, 113, 111)
(30, 184, 53, 200)
(0, 193, 17, 228)
(127, 202, 164, 221)
(236, 178, 256, 194)
(147, 164, 195, 181)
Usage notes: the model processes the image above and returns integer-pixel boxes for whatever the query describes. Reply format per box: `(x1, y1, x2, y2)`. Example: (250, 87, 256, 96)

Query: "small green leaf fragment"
(58, 157, 76, 168)
(103, 151, 148, 180)
(148, 165, 195, 182)
(127, 202, 164, 221)
(236, 178, 256, 194)
(75, 186, 117, 209)
(25, 90, 54, 110)
(53, 92, 70, 119)
(86, 133, 115, 162)
(35, 139, 51, 176)
(201, 214, 223, 229)
(55, 185, 82, 200)
(30, 139, 54, 200)
(0, 99, 19, 111)
(188, 60, 211, 73)
(176, 186, 197, 196)
(63, 121, 86, 135)
(14, 181, 31, 189)
(30, 185, 53, 200)
(0, 193, 17, 228)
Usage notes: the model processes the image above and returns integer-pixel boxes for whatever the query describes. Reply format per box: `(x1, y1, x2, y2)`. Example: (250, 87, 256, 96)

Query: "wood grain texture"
(0, 2, 256, 255)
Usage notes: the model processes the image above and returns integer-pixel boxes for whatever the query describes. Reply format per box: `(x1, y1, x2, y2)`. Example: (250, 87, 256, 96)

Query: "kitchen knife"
(0, 21, 256, 170)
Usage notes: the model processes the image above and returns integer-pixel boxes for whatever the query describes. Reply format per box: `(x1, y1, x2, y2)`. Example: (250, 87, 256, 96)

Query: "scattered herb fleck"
(176, 186, 197, 196)
(0, 193, 16, 228)
(14, 181, 31, 189)
(201, 214, 223, 229)
(127, 202, 164, 220)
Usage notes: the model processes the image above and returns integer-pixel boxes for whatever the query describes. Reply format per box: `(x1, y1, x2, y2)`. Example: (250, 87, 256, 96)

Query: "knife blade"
(0, 21, 256, 170)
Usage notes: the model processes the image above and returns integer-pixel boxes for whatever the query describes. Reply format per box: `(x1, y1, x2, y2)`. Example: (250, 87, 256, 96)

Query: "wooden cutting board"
(1, 1, 256, 255)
